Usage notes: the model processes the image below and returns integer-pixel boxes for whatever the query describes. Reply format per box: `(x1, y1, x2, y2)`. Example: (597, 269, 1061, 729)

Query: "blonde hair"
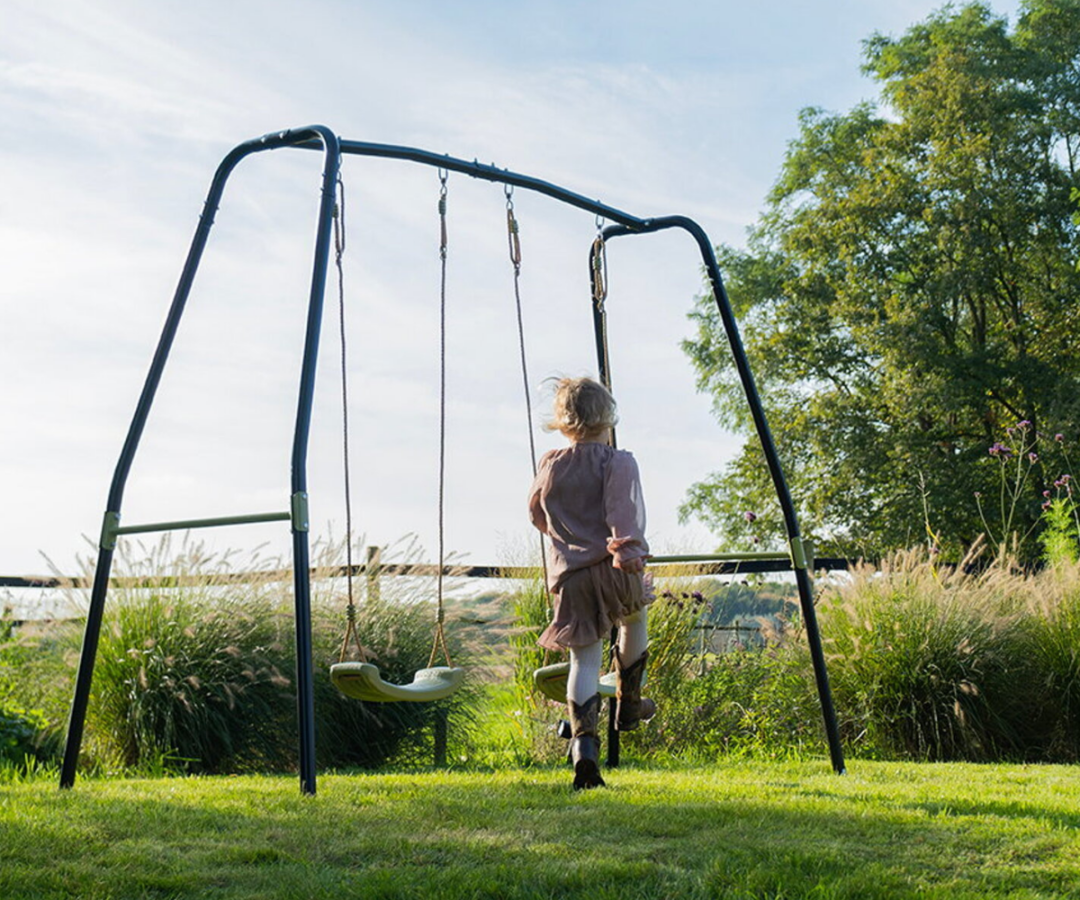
(544, 376, 618, 441)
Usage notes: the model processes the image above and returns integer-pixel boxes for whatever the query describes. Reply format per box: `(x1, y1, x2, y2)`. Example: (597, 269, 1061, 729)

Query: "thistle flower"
(1056, 433, 1065, 443)
(1029, 452, 1039, 463)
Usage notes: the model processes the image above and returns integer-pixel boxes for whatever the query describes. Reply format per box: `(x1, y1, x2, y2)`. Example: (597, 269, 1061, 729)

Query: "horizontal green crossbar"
(649, 552, 792, 563)
(114, 511, 292, 536)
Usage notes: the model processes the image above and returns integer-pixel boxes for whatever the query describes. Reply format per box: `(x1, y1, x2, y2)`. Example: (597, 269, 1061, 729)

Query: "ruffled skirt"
(537, 558, 653, 651)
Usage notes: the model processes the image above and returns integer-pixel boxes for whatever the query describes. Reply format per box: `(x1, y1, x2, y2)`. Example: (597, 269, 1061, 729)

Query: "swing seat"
(330, 662, 465, 703)
(532, 662, 633, 703)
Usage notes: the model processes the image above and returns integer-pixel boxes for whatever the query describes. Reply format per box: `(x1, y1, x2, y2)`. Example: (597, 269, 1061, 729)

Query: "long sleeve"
(604, 451, 648, 567)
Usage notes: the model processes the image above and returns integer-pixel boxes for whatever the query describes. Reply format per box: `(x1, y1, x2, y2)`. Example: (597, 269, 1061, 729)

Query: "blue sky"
(1, 0, 1023, 587)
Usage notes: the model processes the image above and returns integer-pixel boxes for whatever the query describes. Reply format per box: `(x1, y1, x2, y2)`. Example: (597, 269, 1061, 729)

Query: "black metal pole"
(288, 126, 341, 796)
(601, 217, 846, 775)
(60, 126, 342, 791)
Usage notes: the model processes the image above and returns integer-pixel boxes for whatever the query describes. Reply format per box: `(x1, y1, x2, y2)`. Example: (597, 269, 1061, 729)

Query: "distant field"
(4, 760, 1079, 899)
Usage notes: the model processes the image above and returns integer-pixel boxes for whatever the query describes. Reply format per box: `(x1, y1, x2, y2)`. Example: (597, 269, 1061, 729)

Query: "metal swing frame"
(60, 125, 845, 797)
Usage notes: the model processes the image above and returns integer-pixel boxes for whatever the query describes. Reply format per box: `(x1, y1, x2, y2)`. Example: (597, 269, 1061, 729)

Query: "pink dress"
(528, 442, 652, 650)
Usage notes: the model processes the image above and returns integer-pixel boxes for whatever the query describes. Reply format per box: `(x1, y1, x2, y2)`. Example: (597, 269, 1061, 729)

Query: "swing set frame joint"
(291, 491, 310, 533)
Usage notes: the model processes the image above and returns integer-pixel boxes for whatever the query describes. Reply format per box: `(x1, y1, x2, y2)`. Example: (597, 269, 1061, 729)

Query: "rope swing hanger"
(330, 166, 464, 703)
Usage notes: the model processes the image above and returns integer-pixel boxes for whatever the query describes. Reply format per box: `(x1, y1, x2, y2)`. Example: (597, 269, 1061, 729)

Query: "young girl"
(528, 376, 655, 790)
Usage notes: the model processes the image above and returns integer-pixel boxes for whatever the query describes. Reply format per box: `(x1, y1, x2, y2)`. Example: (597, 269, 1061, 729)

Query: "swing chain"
(503, 182, 553, 635)
(334, 169, 368, 664)
(429, 169, 454, 670)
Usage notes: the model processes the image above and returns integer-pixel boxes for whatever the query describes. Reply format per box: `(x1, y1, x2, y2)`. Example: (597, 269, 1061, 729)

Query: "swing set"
(59, 125, 845, 796)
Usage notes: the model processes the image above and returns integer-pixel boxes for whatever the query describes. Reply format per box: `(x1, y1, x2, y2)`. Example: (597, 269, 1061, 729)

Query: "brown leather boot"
(614, 648, 657, 731)
(567, 693, 605, 790)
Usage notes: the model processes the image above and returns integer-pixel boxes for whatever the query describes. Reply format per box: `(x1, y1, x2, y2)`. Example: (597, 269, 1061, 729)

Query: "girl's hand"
(618, 556, 645, 574)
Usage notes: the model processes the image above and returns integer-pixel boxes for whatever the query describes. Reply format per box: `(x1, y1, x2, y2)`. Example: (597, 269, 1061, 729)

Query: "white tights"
(566, 610, 648, 705)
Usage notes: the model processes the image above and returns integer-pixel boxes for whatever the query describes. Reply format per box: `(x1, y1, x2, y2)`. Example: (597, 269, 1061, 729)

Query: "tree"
(683, 0, 1080, 559)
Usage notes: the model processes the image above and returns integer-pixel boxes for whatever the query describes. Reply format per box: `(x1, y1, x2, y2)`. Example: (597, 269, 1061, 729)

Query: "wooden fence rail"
(1, 555, 857, 591)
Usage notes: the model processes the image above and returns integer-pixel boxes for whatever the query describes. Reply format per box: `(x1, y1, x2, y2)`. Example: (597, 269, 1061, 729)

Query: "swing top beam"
(301, 134, 651, 229)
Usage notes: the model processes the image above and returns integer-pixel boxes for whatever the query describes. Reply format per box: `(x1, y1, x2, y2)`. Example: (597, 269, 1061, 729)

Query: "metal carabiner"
(437, 170, 448, 260)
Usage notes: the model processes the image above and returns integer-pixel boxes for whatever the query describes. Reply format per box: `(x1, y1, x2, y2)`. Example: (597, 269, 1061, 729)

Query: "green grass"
(4, 760, 1080, 899)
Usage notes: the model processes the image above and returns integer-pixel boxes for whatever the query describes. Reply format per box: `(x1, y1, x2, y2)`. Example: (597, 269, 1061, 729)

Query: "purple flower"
(1056, 433, 1065, 443)
(1043, 500, 1052, 511)
(1018, 420, 1032, 430)
(1029, 452, 1039, 463)
(1063, 475, 1072, 484)
(744, 511, 757, 523)
(1044, 490, 1052, 498)
(974, 491, 982, 499)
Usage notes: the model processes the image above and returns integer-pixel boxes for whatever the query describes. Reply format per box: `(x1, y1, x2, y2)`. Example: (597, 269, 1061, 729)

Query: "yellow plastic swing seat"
(330, 662, 465, 703)
(532, 662, 626, 704)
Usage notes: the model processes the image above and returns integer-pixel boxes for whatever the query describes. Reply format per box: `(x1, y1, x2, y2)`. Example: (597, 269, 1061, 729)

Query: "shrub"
(1012, 561, 1080, 761)
(624, 585, 819, 762)
(0, 700, 55, 766)
(502, 571, 563, 764)
(53, 535, 480, 775)
(816, 549, 1021, 761)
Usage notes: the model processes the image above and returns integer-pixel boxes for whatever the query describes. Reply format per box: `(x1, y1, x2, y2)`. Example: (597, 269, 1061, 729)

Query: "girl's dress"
(528, 441, 652, 650)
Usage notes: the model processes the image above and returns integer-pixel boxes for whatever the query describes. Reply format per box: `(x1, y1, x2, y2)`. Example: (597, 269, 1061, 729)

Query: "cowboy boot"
(614, 647, 657, 731)
(567, 693, 605, 790)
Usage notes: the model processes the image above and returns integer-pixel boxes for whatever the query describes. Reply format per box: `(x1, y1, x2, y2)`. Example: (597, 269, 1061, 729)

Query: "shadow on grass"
(2, 766, 1079, 899)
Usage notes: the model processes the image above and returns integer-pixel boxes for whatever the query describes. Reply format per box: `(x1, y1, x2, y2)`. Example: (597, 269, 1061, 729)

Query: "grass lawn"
(2, 759, 1079, 899)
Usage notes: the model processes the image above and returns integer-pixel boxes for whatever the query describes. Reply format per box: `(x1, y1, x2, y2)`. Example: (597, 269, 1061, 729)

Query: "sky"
(2, 0, 1025, 597)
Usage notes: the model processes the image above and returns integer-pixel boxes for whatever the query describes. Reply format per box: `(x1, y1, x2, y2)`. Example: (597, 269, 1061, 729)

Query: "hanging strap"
(428, 170, 454, 669)
(334, 170, 368, 665)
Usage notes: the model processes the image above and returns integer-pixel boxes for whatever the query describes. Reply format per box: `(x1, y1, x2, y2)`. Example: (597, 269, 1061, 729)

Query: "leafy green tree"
(683, 0, 1080, 559)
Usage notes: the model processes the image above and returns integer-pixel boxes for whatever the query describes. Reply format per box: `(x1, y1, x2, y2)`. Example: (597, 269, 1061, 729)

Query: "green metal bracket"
(788, 536, 813, 570)
(99, 511, 121, 551)
(291, 492, 310, 533)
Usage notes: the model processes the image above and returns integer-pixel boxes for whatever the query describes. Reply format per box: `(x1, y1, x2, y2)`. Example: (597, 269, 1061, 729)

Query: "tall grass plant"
(7, 535, 483, 775)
